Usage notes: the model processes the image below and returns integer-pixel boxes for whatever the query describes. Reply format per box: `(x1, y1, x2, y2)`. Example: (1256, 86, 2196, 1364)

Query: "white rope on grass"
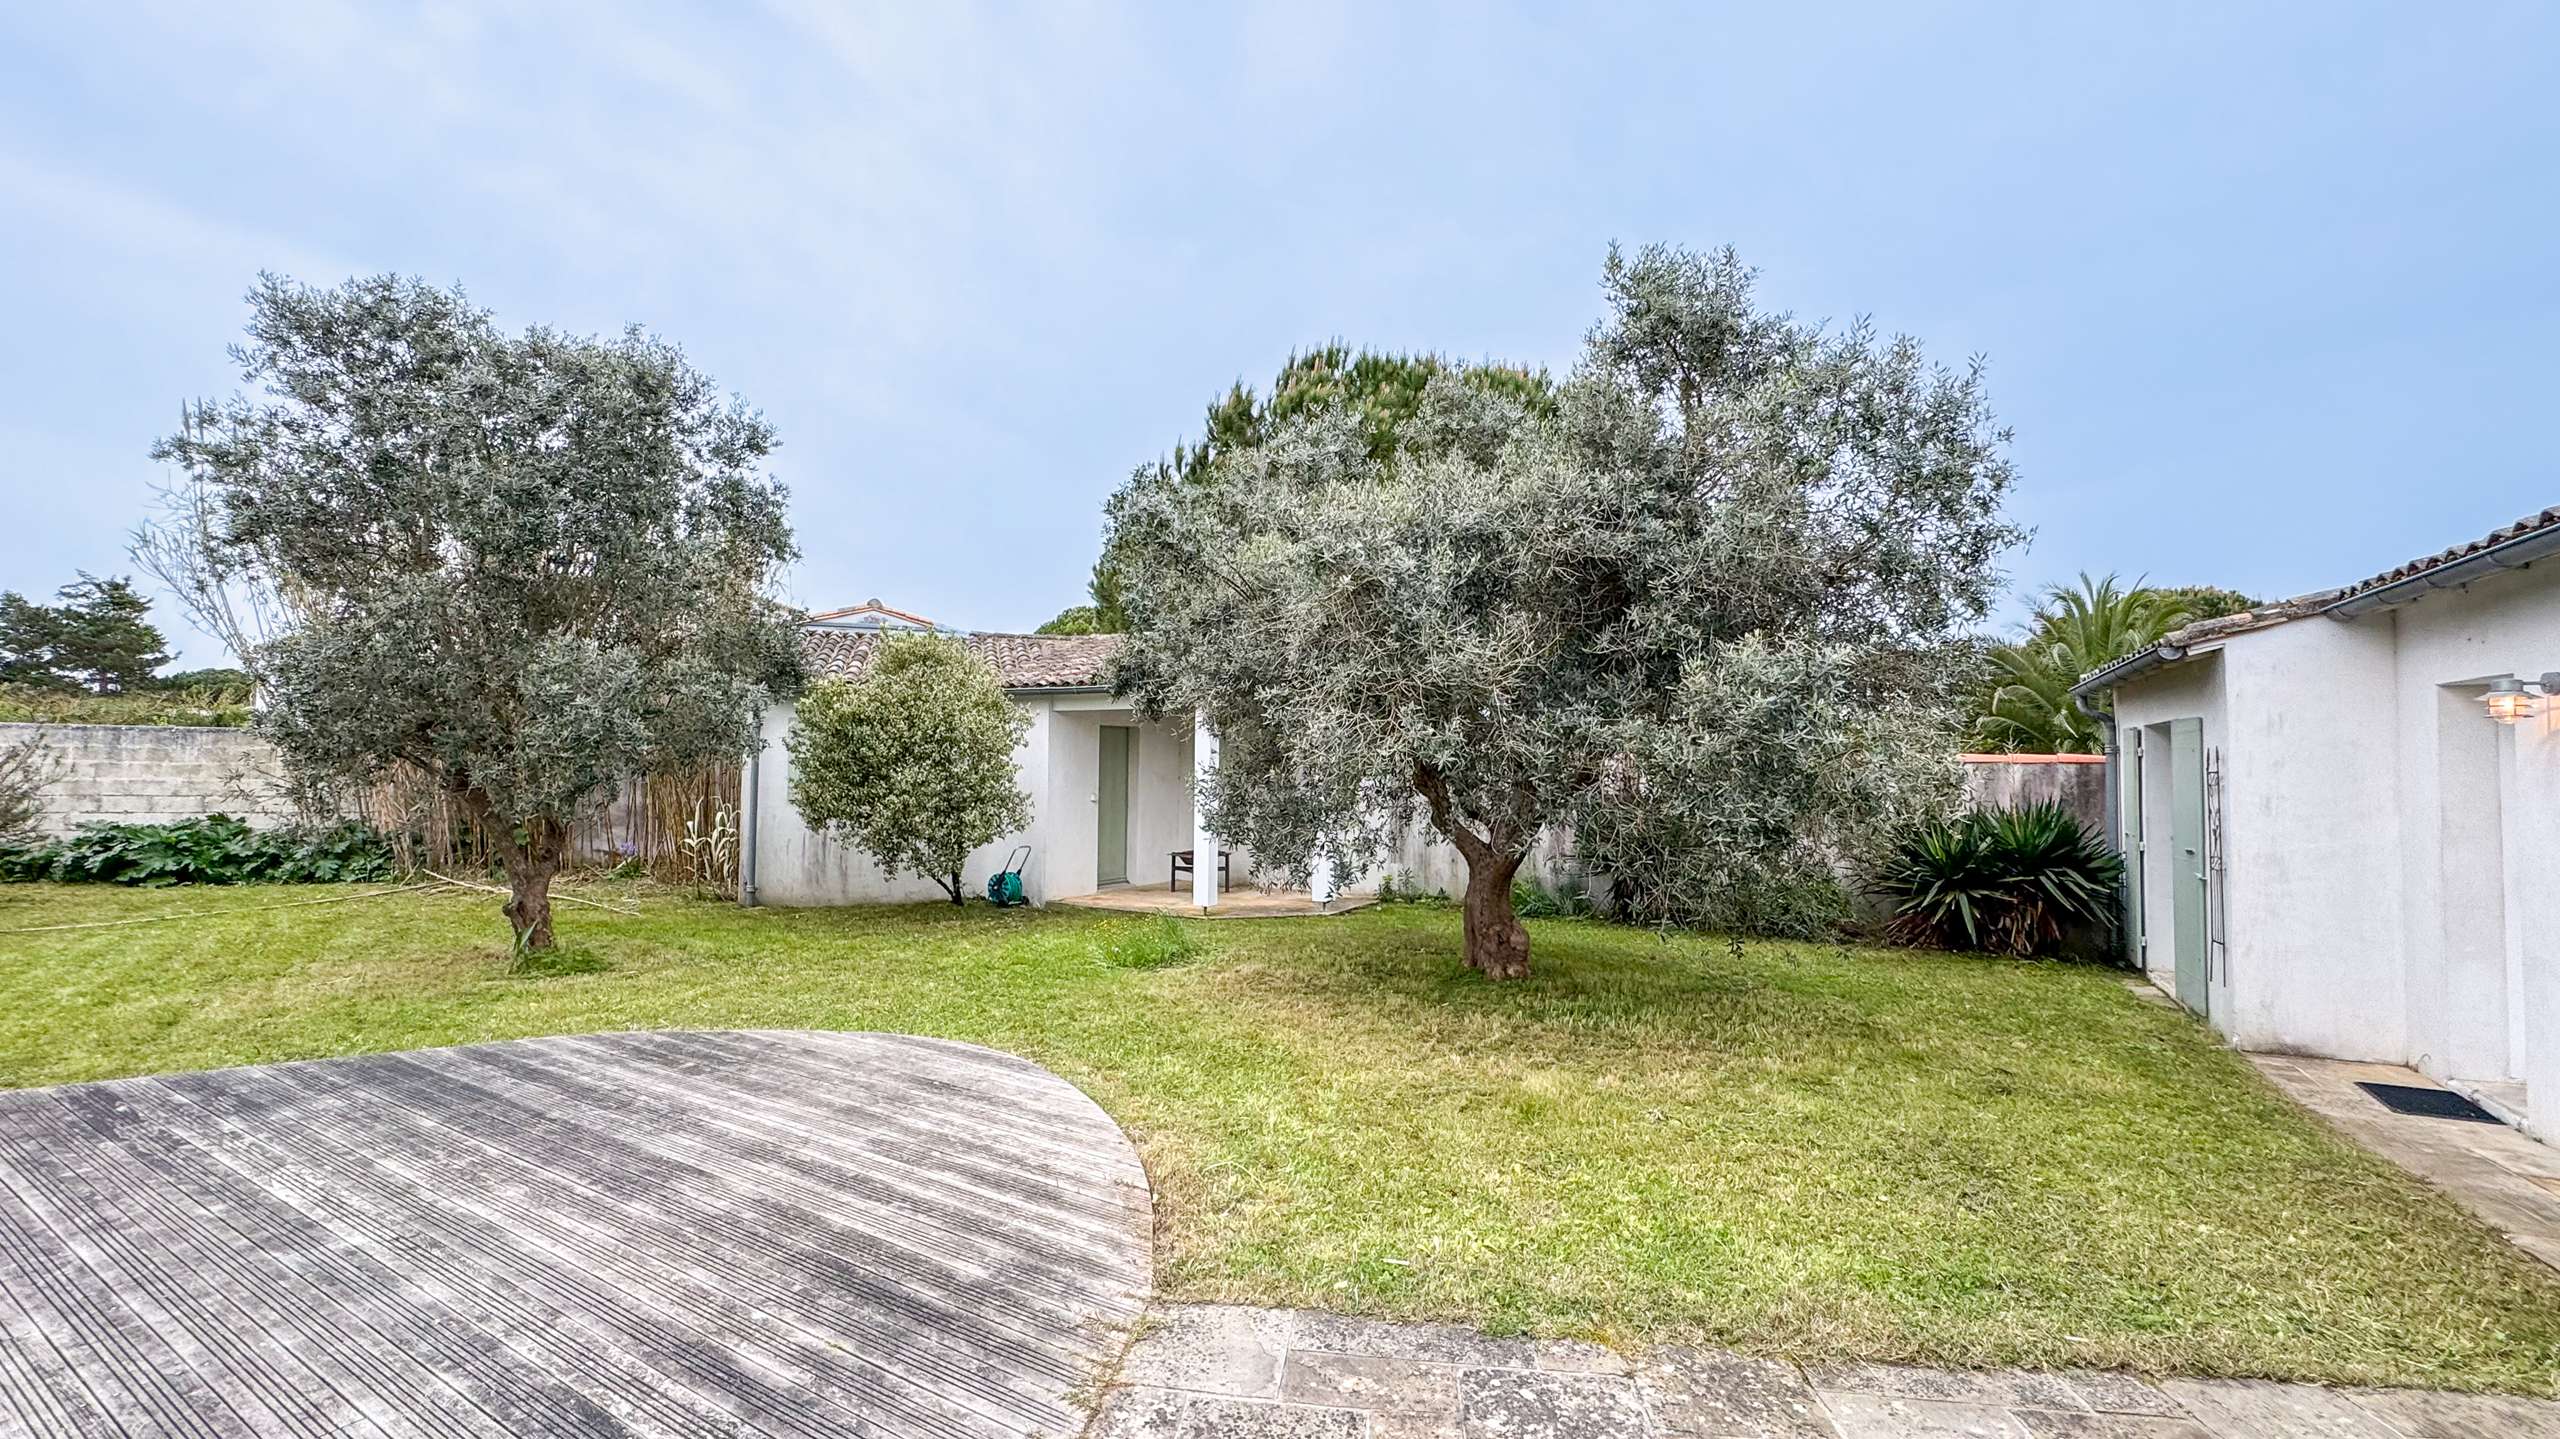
(422, 872, 642, 917)
(0, 880, 461, 935)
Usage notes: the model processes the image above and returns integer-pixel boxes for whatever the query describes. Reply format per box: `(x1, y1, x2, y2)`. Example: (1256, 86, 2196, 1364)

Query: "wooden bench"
(1170, 849, 1231, 893)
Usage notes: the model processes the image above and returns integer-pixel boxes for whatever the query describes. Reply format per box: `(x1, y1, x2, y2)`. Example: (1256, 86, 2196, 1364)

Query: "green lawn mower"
(985, 844, 1031, 906)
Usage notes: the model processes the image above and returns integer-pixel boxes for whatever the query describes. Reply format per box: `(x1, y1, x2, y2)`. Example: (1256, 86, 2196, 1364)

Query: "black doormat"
(2356, 1081, 2504, 1124)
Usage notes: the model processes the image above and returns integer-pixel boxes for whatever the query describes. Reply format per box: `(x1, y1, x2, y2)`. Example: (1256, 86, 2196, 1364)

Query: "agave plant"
(1872, 802, 2123, 958)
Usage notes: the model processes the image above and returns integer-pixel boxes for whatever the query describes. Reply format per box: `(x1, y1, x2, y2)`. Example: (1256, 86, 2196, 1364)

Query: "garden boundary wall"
(1380, 753, 2109, 904)
(2, 723, 735, 882)
(5, 722, 294, 837)
(1959, 752, 2107, 834)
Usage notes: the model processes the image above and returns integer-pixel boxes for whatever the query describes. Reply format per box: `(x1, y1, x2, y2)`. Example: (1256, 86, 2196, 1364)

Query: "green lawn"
(4, 882, 2557, 1392)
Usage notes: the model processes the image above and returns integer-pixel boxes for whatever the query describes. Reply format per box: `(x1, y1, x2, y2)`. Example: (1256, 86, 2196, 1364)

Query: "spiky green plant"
(1873, 801, 2122, 957)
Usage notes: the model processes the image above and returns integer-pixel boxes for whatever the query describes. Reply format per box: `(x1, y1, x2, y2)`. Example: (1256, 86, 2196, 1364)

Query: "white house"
(2075, 506, 2560, 1136)
(740, 614, 1284, 909)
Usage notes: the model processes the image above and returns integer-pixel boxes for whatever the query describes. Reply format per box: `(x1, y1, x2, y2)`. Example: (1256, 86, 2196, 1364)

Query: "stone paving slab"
(1092, 1305, 2560, 1438)
(2246, 1054, 2560, 1275)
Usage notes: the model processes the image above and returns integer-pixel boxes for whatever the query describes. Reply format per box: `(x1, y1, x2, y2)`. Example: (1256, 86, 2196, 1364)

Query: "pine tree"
(1041, 347, 1551, 634)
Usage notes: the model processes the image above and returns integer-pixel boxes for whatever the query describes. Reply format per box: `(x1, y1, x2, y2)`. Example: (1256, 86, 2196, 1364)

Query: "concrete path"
(1094, 1304, 2560, 1438)
(2248, 1052, 2560, 1273)
(0, 1030, 1153, 1438)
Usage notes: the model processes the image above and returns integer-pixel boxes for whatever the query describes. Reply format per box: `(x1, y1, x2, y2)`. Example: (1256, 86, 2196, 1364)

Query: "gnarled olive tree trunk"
(1458, 848, 1531, 980)
(464, 793, 568, 953)
(499, 829, 565, 953)
(1416, 761, 1534, 980)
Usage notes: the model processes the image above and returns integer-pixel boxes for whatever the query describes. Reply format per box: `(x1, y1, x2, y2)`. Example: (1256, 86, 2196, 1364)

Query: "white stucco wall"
(2390, 562, 2560, 1110)
(2110, 558, 2560, 1129)
(748, 698, 1054, 906)
(2214, 616, 2404, 1060)
(747, 693, 1274, 907)
(2503, 708, 2560, 1128)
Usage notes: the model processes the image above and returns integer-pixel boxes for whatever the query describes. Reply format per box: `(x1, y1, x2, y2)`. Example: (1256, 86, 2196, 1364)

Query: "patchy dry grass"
(4, 882, 2556, 1391)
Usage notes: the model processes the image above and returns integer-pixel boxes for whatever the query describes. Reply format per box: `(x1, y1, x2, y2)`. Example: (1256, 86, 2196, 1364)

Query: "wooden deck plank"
(0, 1032, 1154, 1438)
(419, 1047, 1147, 1344)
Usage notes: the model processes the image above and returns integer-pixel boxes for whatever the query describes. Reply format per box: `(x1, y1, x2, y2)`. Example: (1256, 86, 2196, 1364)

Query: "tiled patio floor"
(1055, 886, 1379, 920)
(2247, 1052, 2560, 1273)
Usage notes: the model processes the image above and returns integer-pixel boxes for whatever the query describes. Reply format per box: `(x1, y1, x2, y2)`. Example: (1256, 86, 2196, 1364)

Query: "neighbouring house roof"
(802, 598, 943, 631)
(799, 627, 1123, 692)
(2073, 504, 2560, 700)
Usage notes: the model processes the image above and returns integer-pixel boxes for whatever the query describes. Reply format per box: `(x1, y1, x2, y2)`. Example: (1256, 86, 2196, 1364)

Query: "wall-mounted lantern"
(2485, 673, 2560, 724)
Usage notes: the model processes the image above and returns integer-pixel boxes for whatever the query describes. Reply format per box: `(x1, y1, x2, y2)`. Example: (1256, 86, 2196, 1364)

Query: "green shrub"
(1511, 877, 1586, 919)
(0, 683, 253, 727)
(0, 815, 398, 886)
(1870, 802, 2121, 958)
(1685, 866, 1856, 940)
(150, 667, 255, 695)
(1093, 915, 1204, 969)
(1373, 871, 1446, 906)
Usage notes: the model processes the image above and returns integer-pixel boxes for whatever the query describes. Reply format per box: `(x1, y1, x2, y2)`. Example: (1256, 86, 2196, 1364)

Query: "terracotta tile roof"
(798, 627, 1122, 691)
(2139, 504, 2560, 656)
(2074, 503, 2560, 696)
(2331, 505, 2560, 603)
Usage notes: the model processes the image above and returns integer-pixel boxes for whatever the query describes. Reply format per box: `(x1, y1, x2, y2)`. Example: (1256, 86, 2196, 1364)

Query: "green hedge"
(0, 684, 253, 728)
(0, 815, 398, 886)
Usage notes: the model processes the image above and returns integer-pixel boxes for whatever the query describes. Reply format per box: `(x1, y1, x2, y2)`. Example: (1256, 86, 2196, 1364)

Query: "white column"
(1309, 852, 1337, 909)
(2499, 722, 2529, 1079)
(1191, 710, 1220, 909)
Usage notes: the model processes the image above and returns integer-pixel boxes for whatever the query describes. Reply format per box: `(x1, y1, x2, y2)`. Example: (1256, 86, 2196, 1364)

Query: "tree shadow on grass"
(1222, 912, 1930, 1060)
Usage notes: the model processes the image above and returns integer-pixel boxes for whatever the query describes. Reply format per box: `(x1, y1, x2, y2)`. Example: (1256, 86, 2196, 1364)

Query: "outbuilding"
(2075, 506, 2560, 1135)
(740, 611, 1292, 910)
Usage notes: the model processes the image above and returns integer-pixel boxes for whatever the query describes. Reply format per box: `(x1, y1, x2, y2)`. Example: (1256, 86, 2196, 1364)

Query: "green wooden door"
(2169, 717, 2209, 1015)
(2122, 727, 2144, 970)
(1097, 726, 1132, 887)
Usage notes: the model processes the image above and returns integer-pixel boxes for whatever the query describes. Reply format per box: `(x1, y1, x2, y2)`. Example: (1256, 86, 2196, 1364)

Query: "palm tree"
(1972, 574, 2195, 754)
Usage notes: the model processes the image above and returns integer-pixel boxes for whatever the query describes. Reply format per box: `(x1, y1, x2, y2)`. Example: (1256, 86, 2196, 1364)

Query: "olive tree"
(0, 730, 57, 849)
(151, 274, 801, 952)
(1041, 345, 1551, 634)
(786, 634, 1031, 903)
(1108, 245, 2019, 978)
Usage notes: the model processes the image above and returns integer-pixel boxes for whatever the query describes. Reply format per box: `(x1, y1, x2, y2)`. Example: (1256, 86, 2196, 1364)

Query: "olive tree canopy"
(1040, 345, 1551, 635)
(1107, 245, 2021, 978)
(786, 634, 1032, 904)
(150, 274, 802, 951)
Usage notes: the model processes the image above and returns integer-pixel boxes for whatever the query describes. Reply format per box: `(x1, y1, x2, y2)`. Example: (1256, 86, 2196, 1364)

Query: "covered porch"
(1041, 695, 1356, 913)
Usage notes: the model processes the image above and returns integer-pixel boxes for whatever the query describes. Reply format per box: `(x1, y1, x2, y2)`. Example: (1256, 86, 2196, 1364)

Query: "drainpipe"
(738, 716, 763, 908)
(2073, 687, 2126, 964)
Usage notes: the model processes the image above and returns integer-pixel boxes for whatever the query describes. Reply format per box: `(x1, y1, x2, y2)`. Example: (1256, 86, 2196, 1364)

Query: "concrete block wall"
(4, 723, 296, 836)
(1960, 754, 2109, 834)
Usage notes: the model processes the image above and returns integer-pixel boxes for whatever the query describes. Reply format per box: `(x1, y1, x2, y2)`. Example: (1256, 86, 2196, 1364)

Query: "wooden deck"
(0, 1030, 1153, 1438)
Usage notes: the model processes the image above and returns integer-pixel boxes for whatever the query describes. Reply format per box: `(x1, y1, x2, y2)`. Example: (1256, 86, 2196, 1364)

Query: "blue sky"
(3, 3, 2553, 662)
